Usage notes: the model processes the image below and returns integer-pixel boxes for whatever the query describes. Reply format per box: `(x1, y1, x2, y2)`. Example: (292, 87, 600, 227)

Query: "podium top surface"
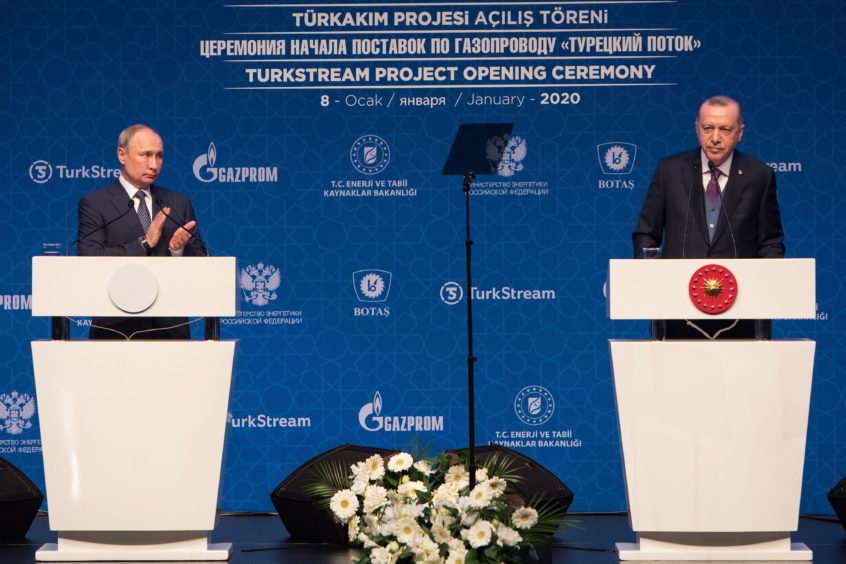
(32, 256, 237, 317)
(607, 258, 815, 320)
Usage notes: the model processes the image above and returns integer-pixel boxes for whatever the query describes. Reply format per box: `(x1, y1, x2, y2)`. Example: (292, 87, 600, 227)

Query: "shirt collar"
(700, 149, 733, 177)
(119, 174, 151, 199)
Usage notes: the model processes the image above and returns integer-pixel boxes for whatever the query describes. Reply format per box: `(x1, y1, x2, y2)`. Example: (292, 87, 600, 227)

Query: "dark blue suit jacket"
(632, 149, 785, 259)
(77, 180, 203, 257)
(77, 180, 203, 339)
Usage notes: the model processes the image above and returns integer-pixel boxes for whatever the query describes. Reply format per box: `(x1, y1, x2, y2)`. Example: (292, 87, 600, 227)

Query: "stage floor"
(2, 513, 845, 563)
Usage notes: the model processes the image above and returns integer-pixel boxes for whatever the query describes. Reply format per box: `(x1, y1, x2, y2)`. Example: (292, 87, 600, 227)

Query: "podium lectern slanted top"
(31, 256, 237, 561)
(607, 258, 815, 561)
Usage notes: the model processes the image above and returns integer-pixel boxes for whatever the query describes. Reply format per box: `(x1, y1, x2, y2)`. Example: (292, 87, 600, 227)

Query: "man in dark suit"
(632, 96, 785, 338)
(77, 124, 203, 339)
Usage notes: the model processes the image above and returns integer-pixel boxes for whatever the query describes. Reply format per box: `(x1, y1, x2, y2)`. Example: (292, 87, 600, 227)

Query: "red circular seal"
(689, 264, 738, 314)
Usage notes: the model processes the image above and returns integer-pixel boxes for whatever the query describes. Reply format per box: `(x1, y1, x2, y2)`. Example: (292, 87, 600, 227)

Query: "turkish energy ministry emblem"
(350, 135, 390, 175)
(0, 391, 36, 435)
(689, 264, 738, 314)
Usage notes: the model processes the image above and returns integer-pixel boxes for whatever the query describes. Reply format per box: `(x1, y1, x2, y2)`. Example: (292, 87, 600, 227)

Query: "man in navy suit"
(77, 124, 203, 339)
(632, 96, 785, 338)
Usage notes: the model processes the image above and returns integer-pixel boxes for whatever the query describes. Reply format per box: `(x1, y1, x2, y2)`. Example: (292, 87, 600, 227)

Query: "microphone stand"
(463, 170, 477, 489)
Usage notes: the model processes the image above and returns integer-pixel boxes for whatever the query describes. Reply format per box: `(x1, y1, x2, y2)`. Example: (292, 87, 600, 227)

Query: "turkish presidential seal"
(688, 264, 738, 314)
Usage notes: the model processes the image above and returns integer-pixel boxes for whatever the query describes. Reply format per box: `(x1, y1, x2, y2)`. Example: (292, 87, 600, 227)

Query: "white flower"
(347, 515, 360, 542)
(486, 476, 507, 497)
(350, 474, 369, 495)
(413, 459, 434, 476)
(467, 482, 493, 509)
(397, 480, 426, 499)
(444, 465, 470, 489)
(475, 467, 489, 482)
(358, 531, 378, 548)
(363, 454, 386, 481)
(369, 546, 396, 564)
(464, 519, 494, 548)
(363, 485, 389, 514)
(447, 539, 467, 552)
(393, 516, 419, 545)
(432, 484, 459, 508)
(495, 523, 522, 547)
(431, 522, 453, 544)
(387, 452, 413, 472)
(446, 545, 468, 564)
(329, 489, 359, 522)
(511, 507, 539, 530)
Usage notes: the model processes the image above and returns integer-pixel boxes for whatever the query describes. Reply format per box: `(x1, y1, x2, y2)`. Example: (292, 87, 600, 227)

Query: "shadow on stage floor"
(2, 513, 845, 563)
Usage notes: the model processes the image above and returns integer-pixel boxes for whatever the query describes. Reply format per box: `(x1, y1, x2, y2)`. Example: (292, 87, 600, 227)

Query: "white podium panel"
(32, 340, 235, 561)
(607, 258, 815, 320)
(610, 339, 814, 561)
(31, 256, 237, 317)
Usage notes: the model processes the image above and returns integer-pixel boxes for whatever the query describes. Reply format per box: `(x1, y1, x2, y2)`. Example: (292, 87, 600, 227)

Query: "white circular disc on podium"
(108, 264, 158, 313)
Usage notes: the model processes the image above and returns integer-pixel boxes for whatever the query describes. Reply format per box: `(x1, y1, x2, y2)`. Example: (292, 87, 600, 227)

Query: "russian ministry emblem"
(240, 262, 281, 306)
(0, 391, 36, 435)
(487, 135, 527, 177)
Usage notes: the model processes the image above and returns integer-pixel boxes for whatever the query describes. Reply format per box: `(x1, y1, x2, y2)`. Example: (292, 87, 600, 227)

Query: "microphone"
(154, 198, 210, 256)
(681, 161, 696, 259)
(67, 199, 134, 255)
(708, 160, 738, 258)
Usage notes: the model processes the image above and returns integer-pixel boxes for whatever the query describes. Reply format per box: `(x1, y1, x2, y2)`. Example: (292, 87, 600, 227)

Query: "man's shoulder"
(79, 180, 123, 204)
(657, 148, 699, 166)
(732, 149, 772, 174)
(150, 184, 191, 203)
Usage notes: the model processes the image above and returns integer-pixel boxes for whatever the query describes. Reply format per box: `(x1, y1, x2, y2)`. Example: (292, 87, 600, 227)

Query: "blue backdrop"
(1, 0, 844, 514)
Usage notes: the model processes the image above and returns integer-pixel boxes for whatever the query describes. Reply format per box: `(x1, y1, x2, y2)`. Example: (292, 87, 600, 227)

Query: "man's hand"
(145, 209, 168, 247)
(169, 219, 197, 251)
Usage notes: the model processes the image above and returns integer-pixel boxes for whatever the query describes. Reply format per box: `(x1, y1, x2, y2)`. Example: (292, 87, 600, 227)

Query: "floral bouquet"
(305, 449, 566, 564)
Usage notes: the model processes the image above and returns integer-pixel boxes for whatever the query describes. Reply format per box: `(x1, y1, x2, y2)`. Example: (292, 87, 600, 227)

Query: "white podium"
(31, 256, 237, 561)
(607, 259, 815, 561)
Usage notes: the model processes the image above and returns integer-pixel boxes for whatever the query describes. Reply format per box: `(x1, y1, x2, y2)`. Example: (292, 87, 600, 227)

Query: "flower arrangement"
(305, 449, 566, 564)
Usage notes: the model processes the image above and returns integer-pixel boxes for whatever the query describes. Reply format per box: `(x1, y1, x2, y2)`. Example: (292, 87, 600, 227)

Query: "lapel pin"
(738, 169, 744, 175)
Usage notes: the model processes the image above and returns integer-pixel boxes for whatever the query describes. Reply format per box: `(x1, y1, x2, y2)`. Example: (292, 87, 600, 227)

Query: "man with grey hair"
(77, 124, 204, 339)
(632, 96, 785, 339)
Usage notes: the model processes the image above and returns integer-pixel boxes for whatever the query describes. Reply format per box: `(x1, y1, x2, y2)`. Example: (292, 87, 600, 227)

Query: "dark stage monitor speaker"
(828, 475, 846, 529)
(472, 444, 574, 517)
(0, 457, 43, 539)
(270, 444, 395, 544)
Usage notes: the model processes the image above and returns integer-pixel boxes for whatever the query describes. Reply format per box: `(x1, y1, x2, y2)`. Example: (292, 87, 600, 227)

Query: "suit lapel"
(106, 181, 145, 237)
(711, 152, 746, 248)
(685, 152, 709, 244)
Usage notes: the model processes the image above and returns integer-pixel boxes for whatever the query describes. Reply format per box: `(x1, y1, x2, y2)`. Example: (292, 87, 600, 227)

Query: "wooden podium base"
(616, 532, 811, 561)
(36, 532, 231, 561)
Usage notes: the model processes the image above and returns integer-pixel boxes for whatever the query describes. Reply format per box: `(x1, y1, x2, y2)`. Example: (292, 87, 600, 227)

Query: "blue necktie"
(135, 191, 151, 233)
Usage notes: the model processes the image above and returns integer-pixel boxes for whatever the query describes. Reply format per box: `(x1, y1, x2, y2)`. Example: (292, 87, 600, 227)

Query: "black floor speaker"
(270, 444, 395, 544)
(471, 444, 574, 517)
(0, 457, 43, 539)
(828, 475, 846, 529)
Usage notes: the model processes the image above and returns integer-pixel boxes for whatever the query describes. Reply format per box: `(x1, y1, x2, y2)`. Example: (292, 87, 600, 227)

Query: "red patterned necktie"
(706, 167, 721, 203)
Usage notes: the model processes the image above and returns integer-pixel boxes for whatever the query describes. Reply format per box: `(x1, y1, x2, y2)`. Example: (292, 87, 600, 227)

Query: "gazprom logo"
(597, 142, 637, 174)
(192, 142, 279, 183)
(358, 391, 444, 432)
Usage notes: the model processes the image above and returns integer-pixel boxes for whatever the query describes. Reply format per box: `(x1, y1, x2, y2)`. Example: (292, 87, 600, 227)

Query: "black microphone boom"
(154, 198, 210, 256)
(67, 199, 134, 255)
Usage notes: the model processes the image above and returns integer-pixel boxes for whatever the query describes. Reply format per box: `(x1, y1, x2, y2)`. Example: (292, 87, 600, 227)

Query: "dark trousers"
(653, 319, 771, 340)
